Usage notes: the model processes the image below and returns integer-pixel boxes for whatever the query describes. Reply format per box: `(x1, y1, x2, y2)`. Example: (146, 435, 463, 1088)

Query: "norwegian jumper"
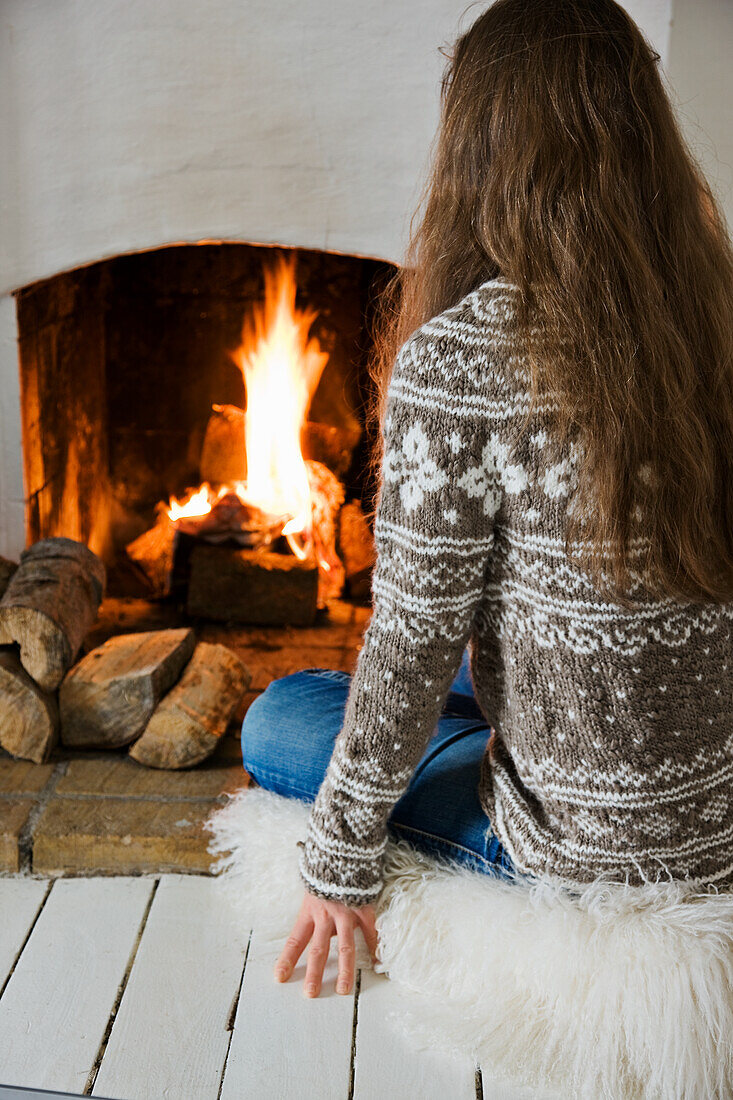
(297, 276, 733, 905)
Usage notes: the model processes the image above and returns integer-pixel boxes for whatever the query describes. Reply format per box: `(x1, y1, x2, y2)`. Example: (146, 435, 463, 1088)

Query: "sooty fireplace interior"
(15, 243, 395, 625)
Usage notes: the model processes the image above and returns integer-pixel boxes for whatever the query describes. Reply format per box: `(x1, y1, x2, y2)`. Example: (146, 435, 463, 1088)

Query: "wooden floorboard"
(353, 966, 478, 1100)
(0, 874, 552, 1100)
(92, 875, 247, 1100)
(0, 879, 49, 994)
(480, 1073, 558, 1100)
(220, 928, 355, 1099)
(0, 877, 153, 1094)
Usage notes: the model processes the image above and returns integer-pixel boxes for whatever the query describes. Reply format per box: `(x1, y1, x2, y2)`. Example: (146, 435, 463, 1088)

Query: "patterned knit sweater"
(297, 276, 733, 906)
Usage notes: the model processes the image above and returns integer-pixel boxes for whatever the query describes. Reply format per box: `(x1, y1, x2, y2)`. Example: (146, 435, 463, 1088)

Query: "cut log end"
(0, 607, 72, 693)
(125, 515, 179, 597)
(338, 500, 375, 603)
(130, 642, 250, 769)
(59, 628, 196, 749)
(0, 537, 106, 690)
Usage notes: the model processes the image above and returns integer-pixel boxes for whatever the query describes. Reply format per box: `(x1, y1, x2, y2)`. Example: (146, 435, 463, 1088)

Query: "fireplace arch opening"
(15, 241, 395, 618)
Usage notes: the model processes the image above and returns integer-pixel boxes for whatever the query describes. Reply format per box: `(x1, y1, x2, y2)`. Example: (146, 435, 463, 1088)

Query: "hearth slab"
(32, 797, 225, 875)
(55, 749, 246, 801)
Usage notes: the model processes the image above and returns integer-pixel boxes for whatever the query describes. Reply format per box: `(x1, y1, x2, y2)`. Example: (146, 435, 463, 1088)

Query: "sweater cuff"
(296, 838, 384, 907)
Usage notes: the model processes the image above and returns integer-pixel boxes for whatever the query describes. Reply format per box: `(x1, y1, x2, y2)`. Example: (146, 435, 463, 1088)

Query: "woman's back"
(464, 277, 733, 887)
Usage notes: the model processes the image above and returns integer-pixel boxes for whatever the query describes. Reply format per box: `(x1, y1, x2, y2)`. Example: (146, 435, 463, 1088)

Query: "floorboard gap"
(18, 760, 68, 872)
(0, 878, 53, 1002)
(83, 876, 161, 1096)
(347, 968, 362, 1100)
(216, 927, 252, 1100)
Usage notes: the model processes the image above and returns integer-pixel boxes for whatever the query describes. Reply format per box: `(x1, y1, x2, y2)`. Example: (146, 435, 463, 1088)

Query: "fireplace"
(14, 243, 394, 624)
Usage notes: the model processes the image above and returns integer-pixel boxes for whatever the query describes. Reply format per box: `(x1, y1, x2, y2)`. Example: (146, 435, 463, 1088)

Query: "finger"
(334, 914, 356, 995)
(303, 919, 334, 998)
(274, 915, 314, 982)
(356, 910, 379, 964)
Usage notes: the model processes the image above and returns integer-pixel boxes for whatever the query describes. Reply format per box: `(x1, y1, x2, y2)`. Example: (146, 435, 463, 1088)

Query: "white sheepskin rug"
(205, 786, 733, 1100)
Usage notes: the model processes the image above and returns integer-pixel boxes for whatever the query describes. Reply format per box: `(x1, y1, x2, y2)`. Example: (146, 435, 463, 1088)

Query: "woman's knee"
(240, 673, 302, 776)
(240, 668, 350, 797)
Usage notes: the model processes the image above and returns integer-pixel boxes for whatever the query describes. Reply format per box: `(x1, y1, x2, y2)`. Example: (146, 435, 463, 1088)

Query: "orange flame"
(166, 254, 328, 558)
(234, 253, 328, 537)
(167, 484, 213, 521)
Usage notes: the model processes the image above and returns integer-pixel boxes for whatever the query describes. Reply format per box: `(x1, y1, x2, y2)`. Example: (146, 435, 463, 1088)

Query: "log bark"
(0, 647, 59, 763)
(0, 537, 106, 691)
(59, 627, 195, 748)
(0, 557, 17, 600)
(187, 544, 319, 625)
(130, 642, 250, 769)
(306, 460, 345, 605)
(301, 421, 361, 481)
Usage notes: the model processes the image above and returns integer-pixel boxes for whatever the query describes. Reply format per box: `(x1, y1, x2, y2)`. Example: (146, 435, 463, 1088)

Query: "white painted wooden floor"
(0, 875, 545, 1100)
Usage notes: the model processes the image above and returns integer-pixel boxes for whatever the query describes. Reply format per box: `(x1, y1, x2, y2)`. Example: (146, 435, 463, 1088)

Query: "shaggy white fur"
(205, 786, 733, 1100)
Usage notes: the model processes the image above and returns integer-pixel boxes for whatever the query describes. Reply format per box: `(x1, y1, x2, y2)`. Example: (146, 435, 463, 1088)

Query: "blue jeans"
(240, 646, 518, 882)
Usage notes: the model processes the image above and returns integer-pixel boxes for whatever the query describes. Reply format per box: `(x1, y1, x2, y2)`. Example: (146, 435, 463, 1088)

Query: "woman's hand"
(273, 891, 379, 998)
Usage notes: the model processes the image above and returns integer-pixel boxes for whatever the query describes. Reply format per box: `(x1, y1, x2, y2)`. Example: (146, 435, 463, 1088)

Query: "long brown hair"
(368, 0, 733, 606)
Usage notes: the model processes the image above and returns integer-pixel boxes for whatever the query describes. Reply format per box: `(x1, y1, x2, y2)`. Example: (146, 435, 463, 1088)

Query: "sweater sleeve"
(297, 324, 506, 905)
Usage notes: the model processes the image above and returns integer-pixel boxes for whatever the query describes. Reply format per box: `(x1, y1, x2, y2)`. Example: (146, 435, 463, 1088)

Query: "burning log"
(199, 403, 361, 486)
(0, 537, 105, 691)
(301, 421, 362, 481)
(187, 544, 319, 625)
(0, 648, 59, 763)
(0, 557, 17, 600)
(306, 460, 345, 605)
(199, 404, 246, 484)
(338, 500, 376, 602)
(172, 492, 285, 548)
(125, 509, 179, 597)
(59, 628, 196, 748)
(129, 642, 250, 769)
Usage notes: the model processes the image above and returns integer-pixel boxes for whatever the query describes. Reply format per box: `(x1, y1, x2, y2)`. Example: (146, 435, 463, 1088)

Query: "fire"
(235, 255, 329, 538)
(167, 484, 213, 521)
(166, 254, 328, 558)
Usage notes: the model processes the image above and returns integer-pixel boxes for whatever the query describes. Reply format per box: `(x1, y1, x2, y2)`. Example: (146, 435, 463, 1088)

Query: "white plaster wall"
(0, 0, 466, 295)
(666, 0, 733, 232)
(0, 0, 672, 296)
(0, 295, 25, 560)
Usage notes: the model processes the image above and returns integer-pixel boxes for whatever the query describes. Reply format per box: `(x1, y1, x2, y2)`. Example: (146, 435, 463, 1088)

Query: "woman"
(241, 0, 733, 1000)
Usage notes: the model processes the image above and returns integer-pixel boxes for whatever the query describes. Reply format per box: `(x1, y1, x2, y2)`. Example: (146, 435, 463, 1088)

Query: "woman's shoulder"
(396, 276, 524, 393)
(409, 276, 522, 353)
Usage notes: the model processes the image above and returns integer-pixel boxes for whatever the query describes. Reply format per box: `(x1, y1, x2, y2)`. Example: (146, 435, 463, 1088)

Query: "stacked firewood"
(0, 537, 250, 767)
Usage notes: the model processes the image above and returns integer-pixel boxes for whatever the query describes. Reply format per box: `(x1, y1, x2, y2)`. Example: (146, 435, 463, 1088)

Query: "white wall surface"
(0, 0, 673, 296)
(0, 295, 25, 560)
(666, 0, 733, 232)
(0, 0, 464, 294)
